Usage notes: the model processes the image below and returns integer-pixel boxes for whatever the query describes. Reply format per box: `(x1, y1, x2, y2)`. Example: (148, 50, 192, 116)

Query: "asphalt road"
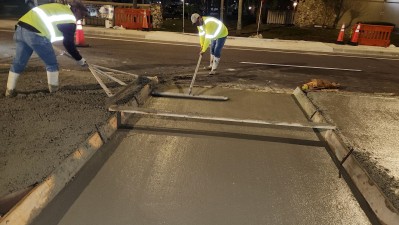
(1, 30, 399, 94)
(86, 33, 399, 95)
(32, 88, 373, 225)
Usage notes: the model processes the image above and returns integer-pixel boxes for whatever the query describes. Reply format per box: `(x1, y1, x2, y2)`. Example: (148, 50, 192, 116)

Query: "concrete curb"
(328, 44, 399, 58)
(84, 28, 336, 53)
(76, 26, 399, 57)
(84, 26, 147, 39)
(0, 77, 158, 225)
(292, 87, 399, 225)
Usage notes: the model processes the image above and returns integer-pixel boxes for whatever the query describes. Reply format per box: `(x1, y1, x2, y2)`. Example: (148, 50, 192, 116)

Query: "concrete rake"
(151, 55, 229, 101)
(87, 64, 139, 97)
(59, 50, 139, 97)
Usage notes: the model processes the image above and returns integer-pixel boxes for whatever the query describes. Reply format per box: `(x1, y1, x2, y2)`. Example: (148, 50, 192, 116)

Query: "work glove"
(77, 58, 87, 67)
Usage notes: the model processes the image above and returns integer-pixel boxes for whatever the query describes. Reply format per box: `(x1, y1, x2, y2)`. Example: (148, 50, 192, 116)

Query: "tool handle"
(188, 54, 202, 95)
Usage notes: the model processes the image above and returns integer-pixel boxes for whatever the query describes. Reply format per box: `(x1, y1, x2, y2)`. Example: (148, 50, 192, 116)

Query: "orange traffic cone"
(336, 24, 345, 44)
(142, 10, 149, 30)
(349, 23, 361, 46)
(75, 20, 89, 47)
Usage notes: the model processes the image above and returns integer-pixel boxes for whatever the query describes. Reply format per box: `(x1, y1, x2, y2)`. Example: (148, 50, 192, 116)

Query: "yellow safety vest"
(19, 3, 76, 43)
(197, 16, 228, 53)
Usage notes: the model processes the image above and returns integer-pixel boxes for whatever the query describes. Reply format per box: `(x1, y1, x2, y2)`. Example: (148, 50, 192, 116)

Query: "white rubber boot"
(209, 57, 220, 75)
(47, 71, 59, 93)
(5, 71, 20, 97)
(205, 55, 214, 70)
(208, 55, 214, 70)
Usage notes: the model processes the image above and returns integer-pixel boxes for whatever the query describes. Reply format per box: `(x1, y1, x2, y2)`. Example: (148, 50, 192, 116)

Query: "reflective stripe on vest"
(203, 17, 222, 39)
(198, 26, 205, 36)
(32, 7, 76, 42)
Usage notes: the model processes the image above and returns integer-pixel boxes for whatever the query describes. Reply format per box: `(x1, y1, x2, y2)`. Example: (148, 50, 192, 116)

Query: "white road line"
(228, 46, 399, 61)
(240, 61, 362, 72)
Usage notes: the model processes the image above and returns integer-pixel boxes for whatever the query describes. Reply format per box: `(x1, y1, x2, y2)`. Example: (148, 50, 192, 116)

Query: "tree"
(324, 0, 364, 28)
(324, 0, 345, 28)
(322, 0, 358, 28)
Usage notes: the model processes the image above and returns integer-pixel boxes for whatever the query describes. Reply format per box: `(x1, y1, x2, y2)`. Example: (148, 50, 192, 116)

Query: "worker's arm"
(201, 38, 210, 53)
(197, 26, 206, 53)
(57, 23, 86, 66)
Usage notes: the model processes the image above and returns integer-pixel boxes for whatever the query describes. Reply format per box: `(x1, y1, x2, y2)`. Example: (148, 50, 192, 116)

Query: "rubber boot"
(47, 71, 59, 93)
(5, 71, 20, 97)
(209, 57, 220, 75)
(207, 54, 214, 70)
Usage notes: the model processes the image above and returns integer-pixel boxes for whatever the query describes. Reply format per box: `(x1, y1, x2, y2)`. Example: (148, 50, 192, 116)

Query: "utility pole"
(257, 0, 265, 36)
(220, 0, 225, 22)
(236, 0, 243, 35)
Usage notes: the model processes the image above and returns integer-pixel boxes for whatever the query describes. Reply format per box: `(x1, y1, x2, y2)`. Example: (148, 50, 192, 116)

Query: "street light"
(292, 0, 298, 24)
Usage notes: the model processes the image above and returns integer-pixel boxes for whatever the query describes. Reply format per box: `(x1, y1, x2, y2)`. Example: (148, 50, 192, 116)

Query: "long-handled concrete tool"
(152, 55, 229, 101)
(58, 50, 140, 97)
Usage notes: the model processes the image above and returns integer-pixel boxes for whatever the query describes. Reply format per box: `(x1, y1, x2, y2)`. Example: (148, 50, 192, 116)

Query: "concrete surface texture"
(32, 88, 371, 225)
(308, 92, 399, 209)
(0, 48, 135, 203)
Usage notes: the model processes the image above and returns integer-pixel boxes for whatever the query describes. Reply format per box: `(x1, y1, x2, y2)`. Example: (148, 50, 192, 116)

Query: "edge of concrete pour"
(0, 77, 158, 225)
(292, 87, 399, 225)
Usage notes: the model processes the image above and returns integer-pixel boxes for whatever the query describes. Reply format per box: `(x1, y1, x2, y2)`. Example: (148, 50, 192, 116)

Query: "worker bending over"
(6, 2, 87, 97)
(191, 13, 228, 75)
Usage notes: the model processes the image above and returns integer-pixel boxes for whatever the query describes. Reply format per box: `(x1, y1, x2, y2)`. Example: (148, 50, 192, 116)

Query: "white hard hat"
(191, 13, 200, 24)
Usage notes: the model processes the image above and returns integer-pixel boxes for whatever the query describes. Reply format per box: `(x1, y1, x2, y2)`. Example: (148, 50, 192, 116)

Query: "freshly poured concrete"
(33, 87, 371, 225)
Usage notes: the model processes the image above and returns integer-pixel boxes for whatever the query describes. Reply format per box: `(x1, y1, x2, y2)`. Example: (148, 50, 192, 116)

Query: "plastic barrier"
(351, 24, 394, 47)
(115, 8, 152, 30)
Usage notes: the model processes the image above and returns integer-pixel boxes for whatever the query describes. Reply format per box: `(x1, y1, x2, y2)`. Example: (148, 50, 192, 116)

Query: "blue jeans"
(10, 26, 58, 74)
(210, 36, 227, 58)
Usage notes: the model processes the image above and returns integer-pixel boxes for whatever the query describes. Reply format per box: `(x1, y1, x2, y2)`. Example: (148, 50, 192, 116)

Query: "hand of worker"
(77, 58, 87, 67)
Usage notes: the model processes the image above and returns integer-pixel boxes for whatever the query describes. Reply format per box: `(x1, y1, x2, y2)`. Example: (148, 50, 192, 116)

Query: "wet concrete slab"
(308, 92, 399, 210)
(32, 88, 371, 225)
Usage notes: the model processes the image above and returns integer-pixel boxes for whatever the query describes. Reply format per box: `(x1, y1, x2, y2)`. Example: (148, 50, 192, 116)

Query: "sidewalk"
(1, 19, 399, 58)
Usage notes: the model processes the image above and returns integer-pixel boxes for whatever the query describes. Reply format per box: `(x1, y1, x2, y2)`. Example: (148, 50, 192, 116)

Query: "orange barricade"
(115, 8, 152, 30)
(351, 24, 394, 47)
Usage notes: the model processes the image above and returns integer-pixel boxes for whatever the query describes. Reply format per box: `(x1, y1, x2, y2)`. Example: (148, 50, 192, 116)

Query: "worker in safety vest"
(5, 2, 87, 97)
(191, 13, 228, 75)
